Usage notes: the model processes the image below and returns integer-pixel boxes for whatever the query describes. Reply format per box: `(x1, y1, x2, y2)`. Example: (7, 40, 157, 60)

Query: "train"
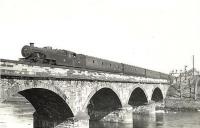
(21, 43, 171, 81)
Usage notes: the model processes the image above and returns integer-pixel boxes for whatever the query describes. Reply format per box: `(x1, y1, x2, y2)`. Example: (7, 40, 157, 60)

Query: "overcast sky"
(0, 0, 200, 73)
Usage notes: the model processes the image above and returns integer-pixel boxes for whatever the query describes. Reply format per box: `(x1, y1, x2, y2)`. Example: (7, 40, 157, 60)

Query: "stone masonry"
(0, 59, 170, 127)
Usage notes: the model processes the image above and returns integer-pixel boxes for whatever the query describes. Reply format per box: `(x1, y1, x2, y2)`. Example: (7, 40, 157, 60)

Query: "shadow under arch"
(19, 88, 74, 128)
(86, 88, 122, 120)
(83, 86, 122, 111)
(128, 87, 148, 107)
(151, 87, 163, 102)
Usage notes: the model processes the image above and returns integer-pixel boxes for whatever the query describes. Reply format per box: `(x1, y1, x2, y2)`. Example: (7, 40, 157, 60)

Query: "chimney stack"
(30, 43, 34, 47)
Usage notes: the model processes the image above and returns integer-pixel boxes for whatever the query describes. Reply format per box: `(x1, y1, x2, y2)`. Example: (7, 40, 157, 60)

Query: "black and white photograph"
(0, 0, 200, 128)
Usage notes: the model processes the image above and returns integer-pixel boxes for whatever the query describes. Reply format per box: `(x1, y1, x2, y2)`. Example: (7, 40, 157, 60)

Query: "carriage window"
(110, 64, 111, 67)
(102, 62, 104, 65)
(93, 60, 95, 63)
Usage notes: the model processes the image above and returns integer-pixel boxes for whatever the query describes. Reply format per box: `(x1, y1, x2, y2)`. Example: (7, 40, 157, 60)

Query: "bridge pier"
(101, 105, 133, 123)
(88, 104, 133, 123)
(132, 103, 156, 114)
(54, 112, 89, 128)
(99, 103, 156, 123)
(55, 118, 89, 128)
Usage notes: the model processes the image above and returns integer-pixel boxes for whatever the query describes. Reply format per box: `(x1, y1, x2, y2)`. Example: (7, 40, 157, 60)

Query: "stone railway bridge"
(0, 59, 170, 128)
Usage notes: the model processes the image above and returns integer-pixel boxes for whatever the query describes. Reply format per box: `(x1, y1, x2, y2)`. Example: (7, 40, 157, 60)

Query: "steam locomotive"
(21, 43, 171, 80)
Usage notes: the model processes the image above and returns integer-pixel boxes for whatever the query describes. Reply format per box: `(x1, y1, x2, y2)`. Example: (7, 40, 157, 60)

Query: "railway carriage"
(85, 56, 123, 73)
(145, 69, 161, 79)
(123, 64, 146, 77)
(21, 43, 171, 81)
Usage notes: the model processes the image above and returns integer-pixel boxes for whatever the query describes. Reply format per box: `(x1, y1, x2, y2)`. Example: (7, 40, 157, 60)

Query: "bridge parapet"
(0, 59, 168, 84)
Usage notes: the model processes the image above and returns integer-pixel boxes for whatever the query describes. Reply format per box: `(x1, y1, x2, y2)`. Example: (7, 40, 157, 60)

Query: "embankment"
(165, 98, 200, 111)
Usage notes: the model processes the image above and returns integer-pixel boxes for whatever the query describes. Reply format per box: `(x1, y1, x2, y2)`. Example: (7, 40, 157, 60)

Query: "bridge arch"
(5, 81, 67, 102)
(151, 87, 163, 102)
(84, 87, 122, 120)
(128, 86, 148, 107)
(83, 86, 122, 112)
(3, 80, 74, 126)
(20, 88, 74, 121)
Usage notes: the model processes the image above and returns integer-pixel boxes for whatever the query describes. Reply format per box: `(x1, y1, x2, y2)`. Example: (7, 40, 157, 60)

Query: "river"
(0, 102, 200, 128)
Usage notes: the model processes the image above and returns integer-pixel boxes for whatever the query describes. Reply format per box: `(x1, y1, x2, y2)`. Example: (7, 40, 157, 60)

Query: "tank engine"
(21, 43, 171, 81)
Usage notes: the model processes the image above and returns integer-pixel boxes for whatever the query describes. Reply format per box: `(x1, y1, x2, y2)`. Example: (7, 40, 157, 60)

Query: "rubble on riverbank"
(164, 98, 200, 111)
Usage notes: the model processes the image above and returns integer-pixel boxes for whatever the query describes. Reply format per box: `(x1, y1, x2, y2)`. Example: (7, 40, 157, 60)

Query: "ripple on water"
(0, 102, 34, 128)
(1, 102, 200, 128)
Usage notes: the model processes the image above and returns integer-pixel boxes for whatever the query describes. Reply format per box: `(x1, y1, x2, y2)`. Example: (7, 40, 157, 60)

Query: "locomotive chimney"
(30, 43, 34, 47)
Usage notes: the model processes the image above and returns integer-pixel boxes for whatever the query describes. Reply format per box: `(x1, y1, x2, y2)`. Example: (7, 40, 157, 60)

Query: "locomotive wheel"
(29, 52, 46, 63)
(31, 57, 41, 63)
(43, 59, 49, 64)
(49, 60, 56, 65)
(33, 56, 38, 62)
(46, 59, 56, 65)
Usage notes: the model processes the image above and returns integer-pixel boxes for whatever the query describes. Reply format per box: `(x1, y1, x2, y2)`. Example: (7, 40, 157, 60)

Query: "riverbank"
(164, 98, 200, 111)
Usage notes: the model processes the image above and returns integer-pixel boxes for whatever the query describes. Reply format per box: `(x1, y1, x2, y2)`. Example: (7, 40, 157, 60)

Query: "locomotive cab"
(21, 43, 86, 67)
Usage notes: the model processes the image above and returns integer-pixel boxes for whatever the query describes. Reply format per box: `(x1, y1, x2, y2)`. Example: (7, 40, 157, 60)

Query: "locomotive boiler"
(21, 43, 171, 81)
(21, 43, 85, 67)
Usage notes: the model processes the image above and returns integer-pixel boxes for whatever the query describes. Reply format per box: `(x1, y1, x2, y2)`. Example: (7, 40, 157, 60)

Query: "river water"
(0, 102, 200, 128)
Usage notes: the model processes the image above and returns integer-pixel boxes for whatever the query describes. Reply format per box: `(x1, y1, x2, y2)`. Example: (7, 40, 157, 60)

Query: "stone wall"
(0, 78, 169, 115)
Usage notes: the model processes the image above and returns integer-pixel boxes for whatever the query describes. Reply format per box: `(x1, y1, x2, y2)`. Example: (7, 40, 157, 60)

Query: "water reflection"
(1, 101, 200, 128)
(133, 114, 155, 128)
(90, 121, 133, 128)
(0, 102, 34, 128)
(90, 111, 200, 128)
(89, 113, 162, 128)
